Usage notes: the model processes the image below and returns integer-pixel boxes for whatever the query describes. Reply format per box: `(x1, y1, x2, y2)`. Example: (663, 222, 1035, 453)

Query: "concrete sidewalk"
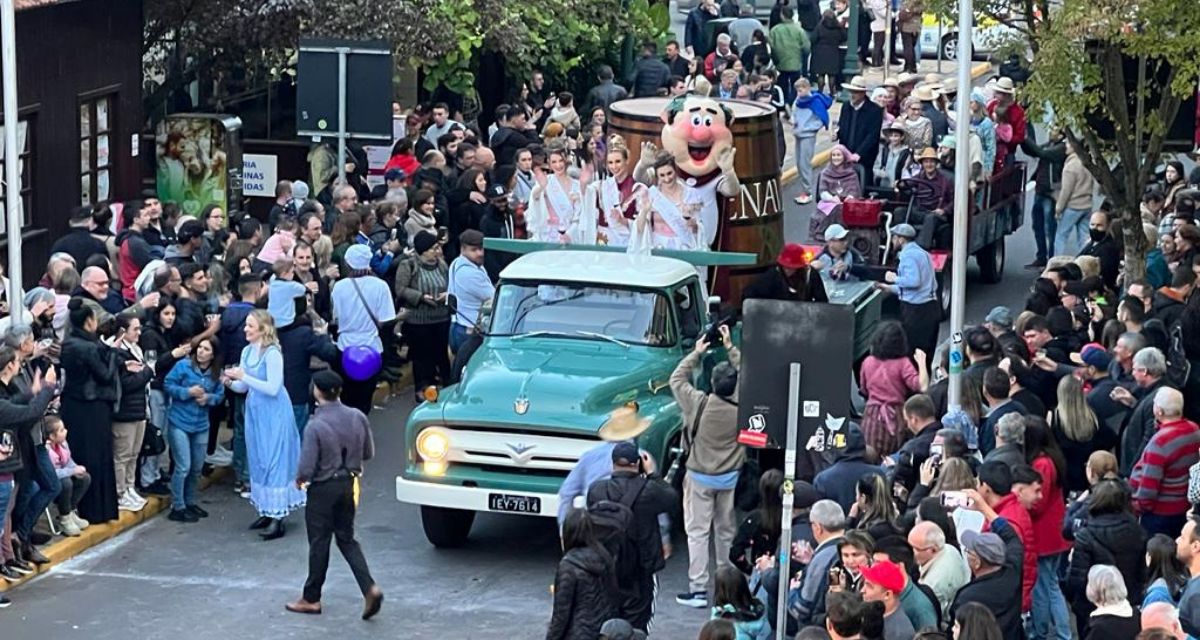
(779, 60, 995, 184)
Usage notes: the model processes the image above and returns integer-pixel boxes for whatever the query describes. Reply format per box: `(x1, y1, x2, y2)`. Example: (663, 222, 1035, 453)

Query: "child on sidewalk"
(46, 416, 91, 537)
(791, 77, 834, 206)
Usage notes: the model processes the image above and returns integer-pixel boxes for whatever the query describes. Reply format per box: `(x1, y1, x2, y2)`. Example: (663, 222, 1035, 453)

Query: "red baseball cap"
(777, 244, 808, 269)
(860, 560, 906, 594)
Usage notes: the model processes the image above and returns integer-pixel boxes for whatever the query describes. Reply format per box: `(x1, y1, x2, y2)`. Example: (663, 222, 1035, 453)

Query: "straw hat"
(993, 77, 1017, 94)
(882, 77, 900, 88)
(898, 72, 919, 85)
(913, 85, 939, 102)
(924, 73, 945, 91)
(843, 75, 869, 92)
(914, 147, 939, 161)
(597, 406, 652, 441)
(941, 77, 958, 95)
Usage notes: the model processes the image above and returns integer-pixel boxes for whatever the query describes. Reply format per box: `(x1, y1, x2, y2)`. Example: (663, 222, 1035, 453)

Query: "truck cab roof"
(499, 251, 699, 289)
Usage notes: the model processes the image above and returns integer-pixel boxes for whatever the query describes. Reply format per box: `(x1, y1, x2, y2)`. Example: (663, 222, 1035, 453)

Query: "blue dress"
(234, 343, 306, 518)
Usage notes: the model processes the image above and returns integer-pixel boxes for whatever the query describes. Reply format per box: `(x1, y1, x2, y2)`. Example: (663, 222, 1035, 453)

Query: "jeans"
(1031, 552, 1071, 640)
(1031, 193, 1057, 262)
(449, 323, 470, 355)
(141, 389, 170, 488)
(795, 135, 817, 196)
(167, 426, 208, 510)
(55, 473, 92, 514)
(0, 479, 12, 559)
(778, 70, 801, 107)
(16, 444, 61, 540)
(293, 404, 311, 441)
(230, 393, 249, 484)
(1055, 207, 1090, 256)
(1142, 512, 1188, 538)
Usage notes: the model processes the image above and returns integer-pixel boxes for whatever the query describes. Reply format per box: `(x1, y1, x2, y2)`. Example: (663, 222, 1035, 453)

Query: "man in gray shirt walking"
(286, 370, 383, 620)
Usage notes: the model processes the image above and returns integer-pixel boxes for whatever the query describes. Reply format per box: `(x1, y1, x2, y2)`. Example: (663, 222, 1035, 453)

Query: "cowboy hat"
(882, 77, 900, 88)
(598, 406, 652, 441)
(843, 75, 869, 92)
(941, 77, 958, 94)
(923, 73, 945, 91)
(993, 77, 1017, 94)
(913, 85, 939, 102)
(914, 147, 939, 161)
(898, 72, 919, 85)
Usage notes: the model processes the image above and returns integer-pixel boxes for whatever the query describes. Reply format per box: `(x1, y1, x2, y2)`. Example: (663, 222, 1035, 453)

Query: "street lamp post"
(839, 0, 862, 99)
(946, 0, 974, 408)
(0, 0, 22, 324)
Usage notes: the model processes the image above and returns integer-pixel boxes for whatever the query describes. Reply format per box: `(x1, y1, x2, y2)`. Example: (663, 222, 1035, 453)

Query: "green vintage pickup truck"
(395, 246, 745, 547)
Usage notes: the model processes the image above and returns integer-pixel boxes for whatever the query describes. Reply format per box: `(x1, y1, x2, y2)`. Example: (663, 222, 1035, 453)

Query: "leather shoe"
(259, 519, 285, 540)
(362, 585, 384, 620)
(248, 516, 273, 530)
(285, 599, 322, 615)
(22, 543, 49, 565)
(30, 530, 51, 545)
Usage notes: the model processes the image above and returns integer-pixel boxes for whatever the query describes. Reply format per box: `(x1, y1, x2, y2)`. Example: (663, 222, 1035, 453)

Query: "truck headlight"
(416, 428, 450, 462)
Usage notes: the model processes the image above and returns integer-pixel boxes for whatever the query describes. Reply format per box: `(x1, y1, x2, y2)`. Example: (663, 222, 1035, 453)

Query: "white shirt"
(447, 256, 495, 328)
(331, 276, 396, 353)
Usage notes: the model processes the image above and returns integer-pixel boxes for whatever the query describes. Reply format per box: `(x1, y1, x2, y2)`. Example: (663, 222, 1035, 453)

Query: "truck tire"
(421, 506, 475, 548)
(937, 270, 951, 320)
(976, 239, 1005, 284)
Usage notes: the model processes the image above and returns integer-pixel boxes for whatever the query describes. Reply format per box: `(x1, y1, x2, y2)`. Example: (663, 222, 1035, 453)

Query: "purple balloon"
(341, 345, 382, 381)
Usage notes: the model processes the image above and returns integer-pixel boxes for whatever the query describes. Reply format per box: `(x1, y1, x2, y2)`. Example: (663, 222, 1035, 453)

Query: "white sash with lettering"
(649, 186, 706, 251)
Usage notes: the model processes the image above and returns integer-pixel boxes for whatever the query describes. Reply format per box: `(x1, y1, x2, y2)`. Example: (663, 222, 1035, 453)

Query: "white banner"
(242, 153, 278, 197)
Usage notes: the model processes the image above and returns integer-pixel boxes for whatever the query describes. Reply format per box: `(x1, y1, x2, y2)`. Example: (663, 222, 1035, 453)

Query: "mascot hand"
(640, 141, 658, 160)
(717, 146, 737, 173)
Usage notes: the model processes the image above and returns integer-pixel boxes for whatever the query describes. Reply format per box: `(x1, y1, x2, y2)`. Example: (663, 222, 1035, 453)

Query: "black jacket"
(139, 323, 183, 390)
(480, 209, 516, 282)
(743, 266, 828, 303)
(837, 100, 885, 171)
(0, 382, 54, 477)
(1079, 237, 1121, 291)
(892, 421, 940, 492)
(545, 546, 618, 640)
(628, 56, 672, 98)
(491, 126, 542, 168)
(796, 0, 821, 29)
(586, 471, 678, 576)
(1151, 289, 1187, 331)
(61, 330, 120, 403)
(278, 319, 339, 403)
(950, 517, 1025, 640)
(1065, 511, 1146, 616)
(112, 348, 154, 422)
(582, 81, 629, 117)
(50, 227, 110, 271)
(686, 6, 716, 55)
(730, 509, 779, 575)
(1118, 379, 1168, 477)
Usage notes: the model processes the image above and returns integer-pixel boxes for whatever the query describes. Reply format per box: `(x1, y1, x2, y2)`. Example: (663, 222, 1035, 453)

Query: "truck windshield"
(490, 282, 675, 347)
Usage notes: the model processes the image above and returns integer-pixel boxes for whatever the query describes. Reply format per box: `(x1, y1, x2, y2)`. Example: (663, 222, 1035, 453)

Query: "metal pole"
(936, 19, 944, 74)
(883, 1, 893, 81)
(1, 0, 22, 324)
(336, 47, 348, 188)
(839, 0, 862, 100)
(775, 362, 801, 640)
(946, 0, 973, 408)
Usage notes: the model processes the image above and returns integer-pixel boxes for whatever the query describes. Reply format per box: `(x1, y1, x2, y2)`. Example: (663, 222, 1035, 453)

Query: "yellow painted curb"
(780, 61, 995, 186)
(0, 466, 230, 592)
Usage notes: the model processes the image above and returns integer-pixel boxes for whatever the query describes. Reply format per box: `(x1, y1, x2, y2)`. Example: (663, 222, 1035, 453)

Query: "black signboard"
(296, 38, 393, 140)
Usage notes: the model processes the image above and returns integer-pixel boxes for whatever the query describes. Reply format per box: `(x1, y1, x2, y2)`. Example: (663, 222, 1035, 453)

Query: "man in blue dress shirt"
(878, 223, 939, 368)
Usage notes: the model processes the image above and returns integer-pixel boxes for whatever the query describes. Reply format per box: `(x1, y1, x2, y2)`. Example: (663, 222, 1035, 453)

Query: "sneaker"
(58, 516, 81, 537)
(0, 564, 20, 583)
(239, 488, 252, 500)
(117, 493, 145, 512)
(0, 593, 10, 607)
(1024, 259, 1047, 270)
(125, 488, 147, 508)
(676, 591, 707, 608)
(70, 511, 90, 530)
(143, 480, 171, 496)
(5, 559, 32, 576)
(205, 445, 233, 467)
(186, 505, 209, 519)
(167, 509, 199, 523)
(796, 193, 812, 205)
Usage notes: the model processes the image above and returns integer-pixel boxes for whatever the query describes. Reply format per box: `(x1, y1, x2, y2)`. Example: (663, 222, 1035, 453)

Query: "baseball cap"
(384, 168, 407, 182)
(962, 529, 1006, 565)
(488, 183, 509, 199)
(1070, 342, 1112, 370)
(984, 306, 1012, 330)
(611, 441, 640, 465)
(860, 560, 906, 593)
(345, 244, 372, 271)
(824, 224, 849, 242)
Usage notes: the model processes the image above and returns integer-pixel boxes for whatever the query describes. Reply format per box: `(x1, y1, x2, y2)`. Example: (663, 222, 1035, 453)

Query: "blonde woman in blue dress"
(223, 309, 305, 540)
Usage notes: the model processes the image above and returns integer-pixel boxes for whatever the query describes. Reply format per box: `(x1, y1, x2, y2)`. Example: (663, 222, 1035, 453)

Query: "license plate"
(488, 493, 541, 514)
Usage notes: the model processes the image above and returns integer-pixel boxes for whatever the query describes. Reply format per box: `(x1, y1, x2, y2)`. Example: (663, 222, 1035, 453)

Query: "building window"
(80, 95, 114, 206)
(0, 119, 32, 234)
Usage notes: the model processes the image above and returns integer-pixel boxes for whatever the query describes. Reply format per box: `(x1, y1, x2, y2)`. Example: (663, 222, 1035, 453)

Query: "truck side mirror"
(707, 295, 722, 315)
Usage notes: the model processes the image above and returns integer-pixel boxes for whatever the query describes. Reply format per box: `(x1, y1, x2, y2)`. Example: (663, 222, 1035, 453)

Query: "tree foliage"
(145, 0, 670, 114)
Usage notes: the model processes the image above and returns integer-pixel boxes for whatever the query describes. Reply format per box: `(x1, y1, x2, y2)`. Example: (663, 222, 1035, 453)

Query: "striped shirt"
(1130, 418, 1200, 516)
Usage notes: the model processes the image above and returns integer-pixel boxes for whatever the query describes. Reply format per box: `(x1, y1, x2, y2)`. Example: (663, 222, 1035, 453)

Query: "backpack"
(589, 477, 648, 584)
(1167, 323, 1191, 389)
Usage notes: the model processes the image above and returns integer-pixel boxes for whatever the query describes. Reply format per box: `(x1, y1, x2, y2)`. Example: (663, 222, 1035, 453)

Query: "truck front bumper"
(395, 476, 560, 518)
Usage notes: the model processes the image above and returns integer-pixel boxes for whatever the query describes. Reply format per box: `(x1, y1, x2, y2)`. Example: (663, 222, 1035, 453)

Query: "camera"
(702, 312, 736, 346)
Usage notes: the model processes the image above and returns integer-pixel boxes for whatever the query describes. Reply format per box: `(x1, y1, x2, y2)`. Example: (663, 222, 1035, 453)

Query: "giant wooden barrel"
(608, 98, 783, 308)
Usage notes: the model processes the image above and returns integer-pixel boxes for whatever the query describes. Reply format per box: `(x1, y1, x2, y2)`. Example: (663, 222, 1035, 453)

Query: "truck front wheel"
(421, 506, 476, 548)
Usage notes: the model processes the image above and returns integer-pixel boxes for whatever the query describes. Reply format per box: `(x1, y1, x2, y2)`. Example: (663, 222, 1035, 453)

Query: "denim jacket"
(163, 359, 225, 433)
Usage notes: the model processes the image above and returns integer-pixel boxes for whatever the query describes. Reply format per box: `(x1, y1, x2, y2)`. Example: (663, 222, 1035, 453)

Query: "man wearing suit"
(836, 75, 885, 172)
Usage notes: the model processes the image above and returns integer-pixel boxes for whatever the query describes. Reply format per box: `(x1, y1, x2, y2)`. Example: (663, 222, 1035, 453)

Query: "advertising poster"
(155, 117, 228, 217)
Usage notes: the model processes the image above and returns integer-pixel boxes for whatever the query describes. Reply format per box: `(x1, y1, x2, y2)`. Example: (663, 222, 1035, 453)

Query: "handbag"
(141, 421, 167, 457)
(667, 396, 708, 497)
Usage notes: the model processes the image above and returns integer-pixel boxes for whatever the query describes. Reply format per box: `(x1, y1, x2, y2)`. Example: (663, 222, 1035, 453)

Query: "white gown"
(527, 174, 582, 243)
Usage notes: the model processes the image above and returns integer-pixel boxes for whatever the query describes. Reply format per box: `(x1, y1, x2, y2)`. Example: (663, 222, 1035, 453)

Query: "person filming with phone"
(669, 324, 743, 610)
